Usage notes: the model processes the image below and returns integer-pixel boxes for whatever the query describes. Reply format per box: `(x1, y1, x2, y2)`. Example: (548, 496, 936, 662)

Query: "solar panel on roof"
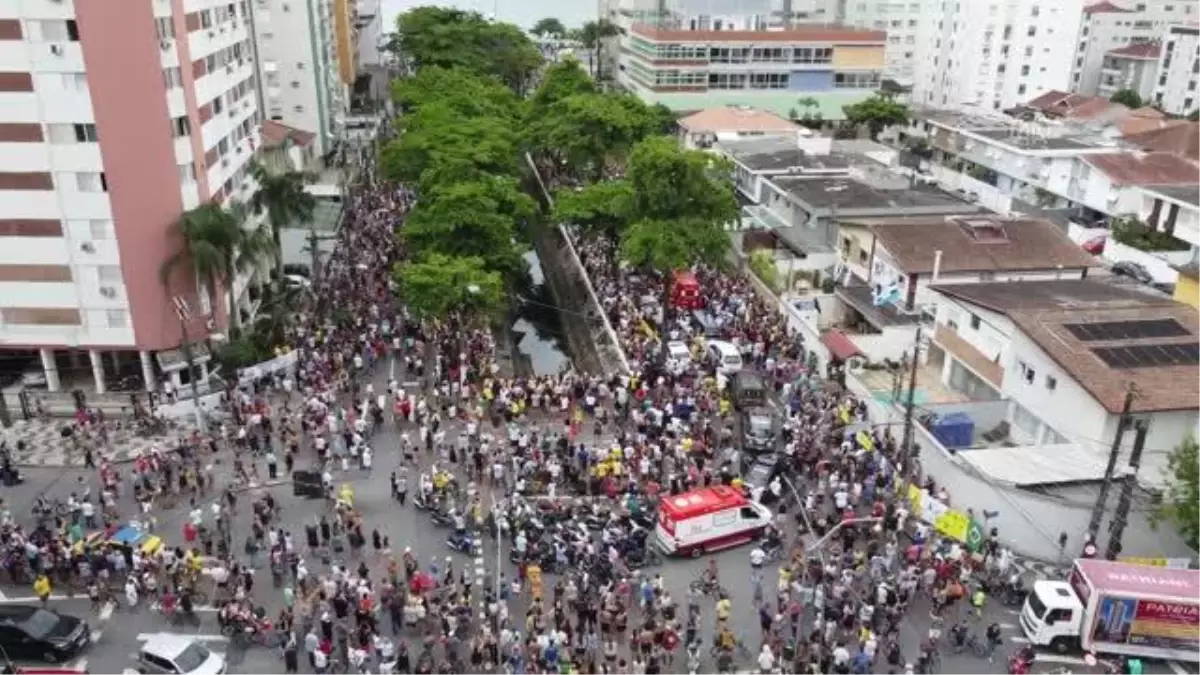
(1065, 319, 1189, 342)
(1092, 343, 1200, 369)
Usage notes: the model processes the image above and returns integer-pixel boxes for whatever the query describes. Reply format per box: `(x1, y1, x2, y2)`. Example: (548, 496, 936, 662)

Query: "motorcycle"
(447, 532, 478, 555)
(429, 510, 455, 528)
(625, 548, 663, 569)
(1002, 577, 1028, 607)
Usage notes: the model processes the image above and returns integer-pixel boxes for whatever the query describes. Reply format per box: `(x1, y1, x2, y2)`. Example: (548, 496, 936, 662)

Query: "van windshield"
(723, 354, 742, 366)
(1026, 590, 1048, 620)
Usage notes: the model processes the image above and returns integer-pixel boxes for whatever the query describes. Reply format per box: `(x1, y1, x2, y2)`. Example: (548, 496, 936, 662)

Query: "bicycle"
(961, 633, 990, 658)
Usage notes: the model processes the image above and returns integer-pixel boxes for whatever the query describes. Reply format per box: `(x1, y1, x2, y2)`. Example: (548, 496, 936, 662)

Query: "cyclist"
(984, 621, 1003, 661)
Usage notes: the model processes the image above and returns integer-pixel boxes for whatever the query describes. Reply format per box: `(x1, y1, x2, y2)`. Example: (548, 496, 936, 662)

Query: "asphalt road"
(0, 354, 1191, 675)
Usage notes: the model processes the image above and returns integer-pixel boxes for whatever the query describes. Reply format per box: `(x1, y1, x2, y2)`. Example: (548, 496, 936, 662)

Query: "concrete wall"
(846, 372, 1197, 563)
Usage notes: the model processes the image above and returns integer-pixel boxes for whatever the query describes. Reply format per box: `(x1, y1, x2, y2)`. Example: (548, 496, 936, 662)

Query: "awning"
(821, 330, 863, 361)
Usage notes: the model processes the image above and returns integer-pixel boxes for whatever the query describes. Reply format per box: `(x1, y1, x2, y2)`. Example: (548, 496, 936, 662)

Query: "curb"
(13, 452, 141, 470)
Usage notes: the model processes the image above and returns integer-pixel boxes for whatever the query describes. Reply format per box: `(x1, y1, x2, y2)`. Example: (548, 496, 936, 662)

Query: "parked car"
(665, 341, 691, 374)
(1081, 234, 1106, 255)
(741, 453, 781, 502)
(705, 340, 743, 375)
(739, 406, 777, 453)
(730, 371, 768, 410)
(1109, 261, 1174, 293)
(0, 606, 89, 664)
(137, 634, 225, 675)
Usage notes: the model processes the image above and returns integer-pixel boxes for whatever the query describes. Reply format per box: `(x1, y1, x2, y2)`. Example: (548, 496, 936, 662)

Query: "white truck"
(1020, 558, 1199, 662)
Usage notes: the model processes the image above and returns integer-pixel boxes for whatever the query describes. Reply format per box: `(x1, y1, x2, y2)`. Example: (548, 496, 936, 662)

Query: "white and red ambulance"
(655, 485, 772, 557)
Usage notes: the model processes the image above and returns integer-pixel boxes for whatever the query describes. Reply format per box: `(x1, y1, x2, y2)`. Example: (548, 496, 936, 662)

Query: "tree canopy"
(391, 66, 522, 120)
(1109, 88, 1143, 109)
(1157, 436, 1199, 550)
(396, 253, 506, 322)
(529, 57, 596, 115)
(842, 93, 910, 139)
(531, 17, 566, 39)
(393, 6, 542, 93)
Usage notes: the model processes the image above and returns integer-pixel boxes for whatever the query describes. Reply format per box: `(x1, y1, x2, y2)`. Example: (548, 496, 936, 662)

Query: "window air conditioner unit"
(221, 158, 230, 167)
(79, 242, 95, 253)
(50, 44, 63, 56)
(99, 286, 117, 299)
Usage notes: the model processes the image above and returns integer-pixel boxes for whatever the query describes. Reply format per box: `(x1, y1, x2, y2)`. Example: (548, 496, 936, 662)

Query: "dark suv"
(740, 406, 777, 452)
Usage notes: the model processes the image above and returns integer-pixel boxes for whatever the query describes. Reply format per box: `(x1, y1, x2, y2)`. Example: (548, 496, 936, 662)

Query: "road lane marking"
(90, 629, 103, 643)
(1032, 654, 1101, 667)
(137, 632, 229, 643)
(1009, 636, 1030, 644)
(1168, 661, 1188, 675)
(98, 602, 114, 621)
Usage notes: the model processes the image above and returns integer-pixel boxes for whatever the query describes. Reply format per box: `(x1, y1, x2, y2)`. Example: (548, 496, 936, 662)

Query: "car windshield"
(1026, 590, 1048, 620)
(19, 609, 64, 639)
(746, 464, 772, 484)
(173, 642, 212, 673)
(749, 417, 772, 435)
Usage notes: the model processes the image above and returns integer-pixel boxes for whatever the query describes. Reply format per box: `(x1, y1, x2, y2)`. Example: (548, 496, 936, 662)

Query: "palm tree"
(248, 160, 316, 289)
(160, 202, 270, 336)
(578, 20, 619, 81)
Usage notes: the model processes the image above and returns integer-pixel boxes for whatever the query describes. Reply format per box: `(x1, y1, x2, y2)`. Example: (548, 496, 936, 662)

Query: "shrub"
(748, 248, 782, 293)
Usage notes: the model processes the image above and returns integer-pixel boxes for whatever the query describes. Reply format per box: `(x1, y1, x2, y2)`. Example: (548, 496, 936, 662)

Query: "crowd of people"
(0, 143, 1039, 675)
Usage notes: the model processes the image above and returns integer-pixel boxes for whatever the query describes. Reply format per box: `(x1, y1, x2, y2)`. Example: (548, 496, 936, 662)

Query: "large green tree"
(527, 93, 648, 182)
(401, 179, 530, 279)
(842, 93, 910, 140)
(391, 66, 522, 120)
(1158, 436, 1199, 550)
(554, 180, 633, 245)
(395, 253, 506, 322)
(529, 57, 596, 115)
(394, 7, 542, 93)
(247, 161, 316, 289)
(531, 17, 567, 40)
(573, 19, 619, 80)
(380, 109, 519, 189)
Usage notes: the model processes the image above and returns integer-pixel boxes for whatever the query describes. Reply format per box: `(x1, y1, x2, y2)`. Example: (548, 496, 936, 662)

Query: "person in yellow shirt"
(33, 574, 51, 605)
(716, 595, 732, 623)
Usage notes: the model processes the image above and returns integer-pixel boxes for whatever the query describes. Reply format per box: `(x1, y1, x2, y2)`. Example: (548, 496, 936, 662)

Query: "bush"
(215, 334, 271, 370)
(1110, 217, 1190, 252)
(748, 249, 782, 293)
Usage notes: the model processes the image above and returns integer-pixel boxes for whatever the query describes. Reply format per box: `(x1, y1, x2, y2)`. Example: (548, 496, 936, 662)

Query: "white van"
(137, 634, 226, 675)
(655, 485, 771, 557)
(706, 340, 743, 375)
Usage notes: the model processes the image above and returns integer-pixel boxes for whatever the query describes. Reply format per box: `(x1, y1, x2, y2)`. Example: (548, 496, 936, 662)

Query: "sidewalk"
(1, 419, 189, 468)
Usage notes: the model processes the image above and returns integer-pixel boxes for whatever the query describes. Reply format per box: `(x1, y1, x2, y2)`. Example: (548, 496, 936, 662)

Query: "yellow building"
(333, 0, 357, 87)
(1174, 261, 1199, 309)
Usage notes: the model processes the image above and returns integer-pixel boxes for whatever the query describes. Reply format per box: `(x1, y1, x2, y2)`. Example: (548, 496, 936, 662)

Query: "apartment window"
(1020, 64, 1030, 76)
(38, 20, 68, 41)
(217, 137, 230, 156)
(66, 19, 79, 41)
(205, 54, 217, 72)
(1002, 24, 1012, 39)
(200, 10, 213, 28)
(76, 172, 106, 193)
(88, 219, 111, 239)
(1027, 26, 1036, 37)
(293, 105, 304, 112)
(792, 47, 833, 64)
(750, 47, 786, 62)
(73, 123, 98, 142)
(970, 314, 981, 330)
(749, 72, 788, 89)
(178, 164, 196, 183)
(1018, 84, 1027, 95)
(1045, 375, 1057, 391)
(163, 67, 182, 89)
(1031, 5, 1039, 16)
(1186, 97, 1195, 110)
(213, 96, 224, 114)
(1018, 361, 1035, 384)
(834, 71, 882, 88)
(171, 116, 190, 137)
(106, 309, 128, 328)
(998, 64, 1006, 73)
(155, 17, 175, 41)
(45, 124, 75, 144)
(98, 265, 122, 283)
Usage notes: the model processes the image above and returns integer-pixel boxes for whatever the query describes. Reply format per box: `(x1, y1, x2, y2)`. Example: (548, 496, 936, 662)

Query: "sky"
(381, 0, 601, 31)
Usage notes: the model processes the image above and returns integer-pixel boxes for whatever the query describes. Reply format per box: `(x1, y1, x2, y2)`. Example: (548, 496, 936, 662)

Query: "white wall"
(254, 0, 327, 153)
(1153, 24, 1200, 115)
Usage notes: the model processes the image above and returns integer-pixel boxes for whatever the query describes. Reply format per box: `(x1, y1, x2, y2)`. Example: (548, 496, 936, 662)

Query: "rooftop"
(260, 120, 316, 149)
(721, 137, 852, 173)
(1024, 90, 1129, 121)
(1123, 122, 1200, 162)
(629, 24, 886, 43)
(770, 174, 980, 215)
(931, 280, 1200, 413)
(1140, 184, 1200, 208)
(970, 127, 1101, 151)
(862, 216, 1098, 275)
(1084, 0, 1131, 12)
(679, 106, 797, 135)
(1084, 151, 1200, 186)
(1107, 41, 1162, 59)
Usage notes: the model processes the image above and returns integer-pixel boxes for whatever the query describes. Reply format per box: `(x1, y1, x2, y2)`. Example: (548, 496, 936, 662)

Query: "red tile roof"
(1024, 90, 1127, 120)
(1085, 1, 1131, 13)
(629, 24, 886, 43)
(1107, 41, 1162, 58)
(260, 120, 316, 149)
(1123, 122, 1200, 161)
(1084, 151, 1200, 186)
(679, 107, 797, 134)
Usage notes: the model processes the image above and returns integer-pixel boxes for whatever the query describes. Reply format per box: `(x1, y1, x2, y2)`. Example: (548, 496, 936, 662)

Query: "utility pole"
(1105, 419, 1148, 560)
(1088, 384, 1137, 538)
(171, 296, 207, 433)
(898, 323, 923, 481)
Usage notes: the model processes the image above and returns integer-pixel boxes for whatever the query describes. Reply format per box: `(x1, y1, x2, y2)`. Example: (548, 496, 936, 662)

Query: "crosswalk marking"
(136, 632, 229, 643)
(1168, 661, 1189, 675)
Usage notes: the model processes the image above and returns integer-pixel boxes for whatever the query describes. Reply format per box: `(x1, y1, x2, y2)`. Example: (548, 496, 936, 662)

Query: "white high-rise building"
(1152, 22, 1200, 115)
(252, 0, 356, 156)
(912, 0, 1089, 112)
(1071, 1, 1195, 95)
(835, 0, 932, 85)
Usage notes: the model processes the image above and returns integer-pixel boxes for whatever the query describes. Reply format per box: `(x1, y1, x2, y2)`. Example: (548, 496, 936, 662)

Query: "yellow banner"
(934, 510, 971, 543)
(856, 430, 874, 452)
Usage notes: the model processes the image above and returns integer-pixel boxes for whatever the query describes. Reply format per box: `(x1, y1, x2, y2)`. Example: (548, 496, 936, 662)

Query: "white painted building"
(1151, 22, 1200, 115)
(355, 0, 384, 68)
(1097, 41, 1162, 102)
(252, 0, 351, 156)
(834, 0, 929, 84)
(0, 0, 260, 395)
(930, 280, 1200, 489)
(1070, 1, 1193, 95)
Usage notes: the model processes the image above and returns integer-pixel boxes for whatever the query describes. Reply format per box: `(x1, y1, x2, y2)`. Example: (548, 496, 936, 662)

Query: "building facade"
(835, 0, 931, 85)
(252, 0, 351, 156)
(0, 0, 261, 394)
(615, 22, 887, 118)
(1070, 1, 1191, 95)
(1152, 22, 1200, 115)
(1097, 41, 1162, 101)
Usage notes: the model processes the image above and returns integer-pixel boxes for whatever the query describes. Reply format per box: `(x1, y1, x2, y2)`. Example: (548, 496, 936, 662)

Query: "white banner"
(237, 351, 299, 385)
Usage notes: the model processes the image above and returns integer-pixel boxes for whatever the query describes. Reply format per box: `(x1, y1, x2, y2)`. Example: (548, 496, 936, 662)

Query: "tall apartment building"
(613, 0, 887, 117)
(834, 0, 931, 84)
(355, 0, 383, 68)
(0, 0, 261, 394)
(1071, 0, 1194, 95)
(1152, 22, 1200, 114)
(252, 0, 355, 157)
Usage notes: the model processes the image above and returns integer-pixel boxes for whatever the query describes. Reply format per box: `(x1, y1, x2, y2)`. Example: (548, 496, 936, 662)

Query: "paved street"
(0, 351, 1193, 675)
(1, 417, 186, 468)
